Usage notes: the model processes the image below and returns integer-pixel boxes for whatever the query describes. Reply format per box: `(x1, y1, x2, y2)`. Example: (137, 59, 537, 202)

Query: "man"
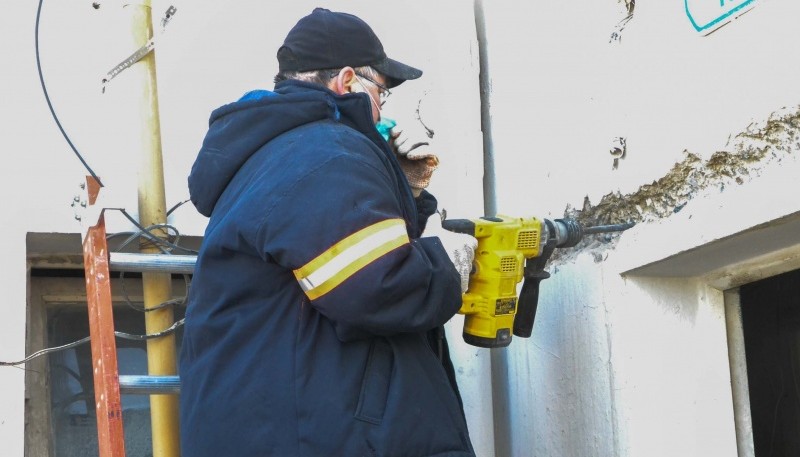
(180, 8, 477, 457)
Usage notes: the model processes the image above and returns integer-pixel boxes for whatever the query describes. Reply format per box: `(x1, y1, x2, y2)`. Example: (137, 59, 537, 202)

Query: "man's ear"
(331, 67, 357, 95)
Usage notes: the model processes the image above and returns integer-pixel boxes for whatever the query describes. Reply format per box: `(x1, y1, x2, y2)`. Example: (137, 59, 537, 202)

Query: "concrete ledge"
(612, 159, 800, 281)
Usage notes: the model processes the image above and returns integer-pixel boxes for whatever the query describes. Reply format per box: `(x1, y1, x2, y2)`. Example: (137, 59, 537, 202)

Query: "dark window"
(741, 269, 800, 456)
(26, 276, 185, 457)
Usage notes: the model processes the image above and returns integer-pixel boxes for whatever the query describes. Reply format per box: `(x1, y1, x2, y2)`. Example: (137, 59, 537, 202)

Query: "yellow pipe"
(125, 2, 181, 456)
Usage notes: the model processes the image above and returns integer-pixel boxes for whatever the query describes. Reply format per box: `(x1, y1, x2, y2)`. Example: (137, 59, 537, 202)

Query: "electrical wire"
(167, 199, 191, 217)
(35, 0, 103, 187)
(119, 269, 191, 313)
(10, 2, 193, 371)
(115, 318, 185, 341)
(117, 223, 180, 254)
(107, 217, 194, 313)
(1, 337, 91, 367)
(0, 320, 185, 367)
(114, 209, 199, 254)
(3, 210, 195, 367)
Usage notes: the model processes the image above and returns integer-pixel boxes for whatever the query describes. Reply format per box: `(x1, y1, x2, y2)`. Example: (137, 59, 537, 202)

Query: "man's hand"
(422, 213, 477, 294)
(390, 122, 438, 197)
(391, 122, 431, 156)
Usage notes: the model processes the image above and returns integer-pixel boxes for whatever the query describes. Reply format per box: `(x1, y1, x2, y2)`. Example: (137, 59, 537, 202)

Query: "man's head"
(275, 8, 422, 89)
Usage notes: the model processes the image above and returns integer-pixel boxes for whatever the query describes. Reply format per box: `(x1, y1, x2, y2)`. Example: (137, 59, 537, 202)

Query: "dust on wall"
(555, 105, 800, 262)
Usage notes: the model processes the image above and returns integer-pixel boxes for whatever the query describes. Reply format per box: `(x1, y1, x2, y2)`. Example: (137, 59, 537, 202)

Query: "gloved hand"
(391, 120, 431, 156)
(389, 120, 439, 197)
(422, 213, 477, 293)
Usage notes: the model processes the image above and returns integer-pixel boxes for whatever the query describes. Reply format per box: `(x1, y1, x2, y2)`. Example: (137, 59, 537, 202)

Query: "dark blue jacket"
(180, 80, 475, 457)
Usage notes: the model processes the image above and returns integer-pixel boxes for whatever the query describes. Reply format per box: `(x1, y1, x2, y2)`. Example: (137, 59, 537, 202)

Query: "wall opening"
(740, 268, 800, 456)
(25, 274, 187, 457)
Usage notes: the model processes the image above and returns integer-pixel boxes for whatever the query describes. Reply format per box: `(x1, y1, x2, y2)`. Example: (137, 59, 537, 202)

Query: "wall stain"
(610, 0, 635, 43)
(553, 106, 800, 264)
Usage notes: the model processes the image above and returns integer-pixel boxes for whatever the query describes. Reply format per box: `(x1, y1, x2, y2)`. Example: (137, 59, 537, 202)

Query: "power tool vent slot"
(500, 256, 516, 273)
(517, 230, 538, 249)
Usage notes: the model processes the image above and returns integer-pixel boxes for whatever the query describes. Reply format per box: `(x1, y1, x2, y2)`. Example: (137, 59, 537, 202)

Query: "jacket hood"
(188, 81, 372, 217)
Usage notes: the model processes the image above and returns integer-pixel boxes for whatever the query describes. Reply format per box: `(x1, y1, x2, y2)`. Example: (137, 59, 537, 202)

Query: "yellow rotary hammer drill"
(443, 215, 633, 348)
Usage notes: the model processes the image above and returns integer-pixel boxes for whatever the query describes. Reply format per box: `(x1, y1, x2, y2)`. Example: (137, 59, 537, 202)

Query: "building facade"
(2, 1, 799, 456)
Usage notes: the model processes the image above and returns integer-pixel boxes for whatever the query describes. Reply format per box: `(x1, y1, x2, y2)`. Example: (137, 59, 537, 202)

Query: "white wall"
(1, 1, 489, 454)
(5, 0, 800, 455)
(481, 0, 800, 218)
(480, 0, 800, 455)
(492, 147, 800, 457)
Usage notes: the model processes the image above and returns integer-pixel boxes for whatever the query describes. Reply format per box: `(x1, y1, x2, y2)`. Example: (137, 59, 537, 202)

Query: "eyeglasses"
(354, 72, 391, 105)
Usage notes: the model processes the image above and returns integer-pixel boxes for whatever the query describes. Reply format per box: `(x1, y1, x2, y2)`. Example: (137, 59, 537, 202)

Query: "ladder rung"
(119, 375, 181, 395)
(109, 252, 196, 274)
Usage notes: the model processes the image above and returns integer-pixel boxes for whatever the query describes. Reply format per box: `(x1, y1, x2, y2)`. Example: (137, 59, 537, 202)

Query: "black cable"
(117, 223, 179, 254)
(167, 199, 191, 217)
(0, 320, 185, 367)
(114, 209, 199, 254)
(0, 337, 91, 367)
(106, 223, 191, 313)
(15, 1, 191, 371)
(119, 269, 191, 313)
(35, 0, 104, 186)
(115, 318, 185, 341)
(107, 220, 194, 313)
(110, 223, 183, 256)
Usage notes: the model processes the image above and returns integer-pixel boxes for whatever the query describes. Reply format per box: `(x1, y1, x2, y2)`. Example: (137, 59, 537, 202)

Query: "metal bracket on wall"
(100, 5, 177, 92)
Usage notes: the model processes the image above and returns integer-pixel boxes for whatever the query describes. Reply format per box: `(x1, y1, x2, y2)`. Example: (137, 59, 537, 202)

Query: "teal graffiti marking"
(686, 0, 756, 32)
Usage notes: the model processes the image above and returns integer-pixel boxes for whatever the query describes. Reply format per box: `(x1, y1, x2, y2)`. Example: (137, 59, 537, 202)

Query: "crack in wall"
(553, 105, 800, 263)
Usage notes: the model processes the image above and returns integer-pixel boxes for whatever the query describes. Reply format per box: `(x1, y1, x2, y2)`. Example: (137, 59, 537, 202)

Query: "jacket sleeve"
(413, 190, 439, 238)
(256, 140, 463, 340)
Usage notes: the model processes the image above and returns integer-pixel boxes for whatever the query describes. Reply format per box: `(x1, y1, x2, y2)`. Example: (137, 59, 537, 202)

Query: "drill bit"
(582, 222, 636, 234)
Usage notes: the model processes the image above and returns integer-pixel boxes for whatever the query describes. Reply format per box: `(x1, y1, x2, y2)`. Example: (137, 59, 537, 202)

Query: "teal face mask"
(375, 117, 396, 142)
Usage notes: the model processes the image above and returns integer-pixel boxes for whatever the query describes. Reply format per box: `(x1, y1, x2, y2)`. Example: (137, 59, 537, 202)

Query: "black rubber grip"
(442, 219, 476, 235)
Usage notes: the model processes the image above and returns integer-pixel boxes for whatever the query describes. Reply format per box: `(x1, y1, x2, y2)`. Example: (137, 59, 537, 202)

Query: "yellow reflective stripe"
(294, 218, 409, 300)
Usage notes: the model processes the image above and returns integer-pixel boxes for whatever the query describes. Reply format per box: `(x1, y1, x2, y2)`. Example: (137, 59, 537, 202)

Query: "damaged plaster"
(554, 105, 800, 263)
(610, 0, 635, 43)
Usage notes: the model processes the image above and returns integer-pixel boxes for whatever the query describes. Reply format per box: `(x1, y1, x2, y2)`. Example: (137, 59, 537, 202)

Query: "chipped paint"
(610, 0, 635, 42)
(555, 106, 800, 263)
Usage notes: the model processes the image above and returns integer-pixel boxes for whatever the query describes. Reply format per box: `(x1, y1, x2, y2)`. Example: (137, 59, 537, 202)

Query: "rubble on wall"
(554, 105, 800, 263)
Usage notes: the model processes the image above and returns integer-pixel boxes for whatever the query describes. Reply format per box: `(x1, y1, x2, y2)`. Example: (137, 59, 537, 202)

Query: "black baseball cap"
(277, 8, 422, 88)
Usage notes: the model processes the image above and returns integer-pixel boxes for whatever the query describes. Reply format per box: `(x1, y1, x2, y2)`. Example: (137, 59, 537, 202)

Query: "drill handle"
(513, 220, 558, 338)
(513, 269, 551, 338)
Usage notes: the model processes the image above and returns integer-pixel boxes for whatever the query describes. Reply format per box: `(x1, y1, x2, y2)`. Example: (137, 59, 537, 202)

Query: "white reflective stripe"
(298, 223, 408, 292)
(298, 277, 314, 292)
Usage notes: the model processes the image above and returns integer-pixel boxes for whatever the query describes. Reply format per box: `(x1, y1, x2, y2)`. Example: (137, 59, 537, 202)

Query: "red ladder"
(82, 177, 126, 457)
(81, 177, 189, 457)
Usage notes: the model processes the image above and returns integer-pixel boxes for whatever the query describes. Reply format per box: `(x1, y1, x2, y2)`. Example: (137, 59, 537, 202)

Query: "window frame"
(25, 274, 187, 457)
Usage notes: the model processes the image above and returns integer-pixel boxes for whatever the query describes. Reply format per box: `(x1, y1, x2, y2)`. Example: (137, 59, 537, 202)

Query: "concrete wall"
(1, 1, 488, 455)
(489, 124, 800, 457)
(3, 0, 800, 456)
(481, 0, 800, 217)
(480, 0, 800, 455)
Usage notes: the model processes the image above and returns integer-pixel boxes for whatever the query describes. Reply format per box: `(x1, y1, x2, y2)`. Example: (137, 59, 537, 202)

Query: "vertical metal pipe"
(724, 289, 755, 457)
(474, 2, 506, 456)
(124, 2, 180, 456)
(474, 0, 497, 218)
